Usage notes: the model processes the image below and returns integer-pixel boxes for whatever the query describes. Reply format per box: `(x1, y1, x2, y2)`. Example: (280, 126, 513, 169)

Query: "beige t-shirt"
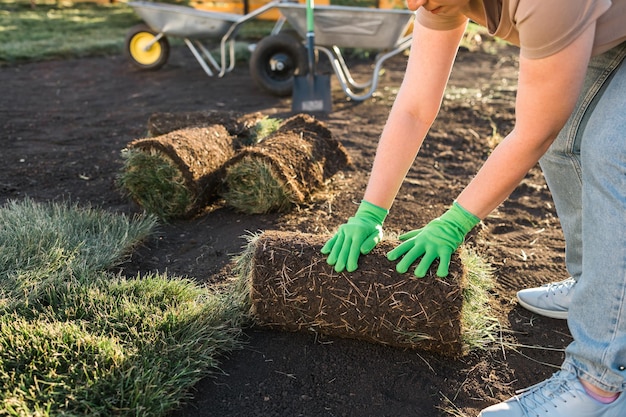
(416, 0, 626, 58)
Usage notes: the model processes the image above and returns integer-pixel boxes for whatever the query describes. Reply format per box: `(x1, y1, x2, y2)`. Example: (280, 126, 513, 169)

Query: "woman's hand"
(387, 202, 479, 277)
(321, 200, 388, 272)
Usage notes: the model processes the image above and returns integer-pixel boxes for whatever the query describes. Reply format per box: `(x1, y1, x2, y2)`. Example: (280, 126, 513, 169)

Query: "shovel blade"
(292, 74, 332, 113)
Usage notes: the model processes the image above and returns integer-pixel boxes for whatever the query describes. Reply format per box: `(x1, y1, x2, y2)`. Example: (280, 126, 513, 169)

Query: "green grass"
(118, 148, 196, 221)
(458, 246, 499, 352)
(223, 156, 295, 214)
(0, 0, 276, 64)
(247, 116, 281, 145)
(0, 0, 142, 63)
(0, 197, 154, 272)
(0, 199, 247, 416)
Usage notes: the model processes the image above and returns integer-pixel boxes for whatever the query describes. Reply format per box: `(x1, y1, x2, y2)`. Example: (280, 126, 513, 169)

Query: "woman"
(320, 0, 626, 415)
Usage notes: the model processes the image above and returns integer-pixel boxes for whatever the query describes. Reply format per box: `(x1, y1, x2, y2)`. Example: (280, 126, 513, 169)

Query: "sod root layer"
(146, 110, 265, 143)
(245, 231, 470, 358)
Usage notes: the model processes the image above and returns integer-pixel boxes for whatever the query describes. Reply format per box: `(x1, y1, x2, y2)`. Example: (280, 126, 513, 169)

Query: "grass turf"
(0, 199, 246, 416)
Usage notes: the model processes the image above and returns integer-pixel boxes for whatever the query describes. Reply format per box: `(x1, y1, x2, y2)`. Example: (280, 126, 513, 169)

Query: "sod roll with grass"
(222, 114, 351, 214)
(120, 112, 283, 219)
(240, 231, 494, 357)
(120, 124, 235, 219)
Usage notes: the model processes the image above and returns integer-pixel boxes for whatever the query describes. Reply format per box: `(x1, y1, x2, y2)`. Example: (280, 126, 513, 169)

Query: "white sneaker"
(479, 371, 626, 417)
(516, 277, 575, 319)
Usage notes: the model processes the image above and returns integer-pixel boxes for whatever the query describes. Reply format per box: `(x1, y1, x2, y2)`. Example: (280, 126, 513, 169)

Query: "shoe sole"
(516, 296, 569, 320)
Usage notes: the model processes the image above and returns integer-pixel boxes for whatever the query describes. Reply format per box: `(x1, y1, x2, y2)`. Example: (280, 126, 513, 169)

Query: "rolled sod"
(122, 124, 235, 219)
(243, 231, 478, 358)
(222, 114, 351, 214)
(146, 110, 265, 145)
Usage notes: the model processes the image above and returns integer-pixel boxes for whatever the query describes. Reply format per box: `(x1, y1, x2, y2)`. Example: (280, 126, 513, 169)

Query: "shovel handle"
(306, 34, 315, 75)
(305, 0, 315, 75)
(306, 0, 314, 32)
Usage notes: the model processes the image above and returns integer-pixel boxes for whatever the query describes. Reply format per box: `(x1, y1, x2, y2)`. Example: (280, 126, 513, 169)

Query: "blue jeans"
(539, 41, 626, 392)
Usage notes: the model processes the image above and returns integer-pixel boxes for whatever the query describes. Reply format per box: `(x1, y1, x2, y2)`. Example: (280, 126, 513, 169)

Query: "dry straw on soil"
(236, 230, 495, 358)
(222, 114, 351, 214)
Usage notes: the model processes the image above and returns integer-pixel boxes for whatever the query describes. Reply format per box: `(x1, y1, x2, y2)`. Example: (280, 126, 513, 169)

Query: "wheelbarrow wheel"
(250, 33, 307, 97)
(125, 24, 170, 70)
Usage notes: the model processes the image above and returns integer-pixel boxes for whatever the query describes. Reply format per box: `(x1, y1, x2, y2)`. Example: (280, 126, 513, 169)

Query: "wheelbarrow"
(125, 0, 283, 77)
(249, 3, 414, 101)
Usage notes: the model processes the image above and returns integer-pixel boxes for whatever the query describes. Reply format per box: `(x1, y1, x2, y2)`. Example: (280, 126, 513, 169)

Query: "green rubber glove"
(387, 202, 479, 278)
(321, 200, 388, 272)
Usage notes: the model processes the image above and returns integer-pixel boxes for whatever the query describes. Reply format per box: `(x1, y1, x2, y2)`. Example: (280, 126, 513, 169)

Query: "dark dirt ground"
(0, 41, 573, 416)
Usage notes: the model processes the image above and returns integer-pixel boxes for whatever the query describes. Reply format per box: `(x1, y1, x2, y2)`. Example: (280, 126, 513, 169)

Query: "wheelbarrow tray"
(128, 1, 241, 39)
(277, 3, 414, 50)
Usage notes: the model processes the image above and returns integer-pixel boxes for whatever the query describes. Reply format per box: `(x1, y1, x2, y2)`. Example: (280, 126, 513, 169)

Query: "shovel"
(291, 0, 332, 113)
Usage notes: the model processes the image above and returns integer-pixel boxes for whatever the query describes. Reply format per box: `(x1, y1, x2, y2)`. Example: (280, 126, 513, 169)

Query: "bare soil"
(0, 44, 572, 416)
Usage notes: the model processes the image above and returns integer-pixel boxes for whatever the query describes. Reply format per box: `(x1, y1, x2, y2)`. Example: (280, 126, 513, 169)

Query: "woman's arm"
(363, 19, 468, 210)
(320, 19, 466, 273)
(456, 23, 596, 219)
